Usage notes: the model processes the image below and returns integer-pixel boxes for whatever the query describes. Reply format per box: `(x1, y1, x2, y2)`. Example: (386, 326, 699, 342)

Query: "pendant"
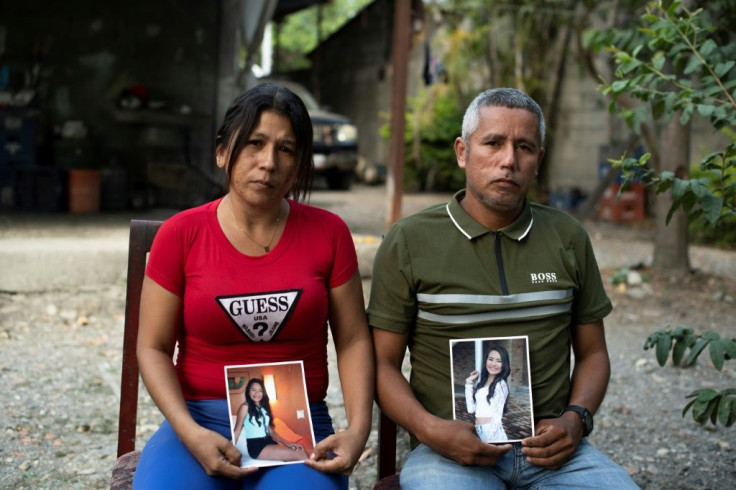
(264, 246, 270, 253)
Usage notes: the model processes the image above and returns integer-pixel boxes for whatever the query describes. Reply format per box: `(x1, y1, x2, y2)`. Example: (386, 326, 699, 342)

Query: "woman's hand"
(305, 427, 366, 475)
(182, 425, 258, 479)
(466, 370, 480, 385)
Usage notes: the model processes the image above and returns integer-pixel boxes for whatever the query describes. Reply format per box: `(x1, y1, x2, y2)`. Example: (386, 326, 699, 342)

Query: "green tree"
(274, 0, 373, 72)
(407, 0, 581, 192)
(585, 0, 736, 274)
(387, 84, 466, 191)
(588, 0, 736, 427)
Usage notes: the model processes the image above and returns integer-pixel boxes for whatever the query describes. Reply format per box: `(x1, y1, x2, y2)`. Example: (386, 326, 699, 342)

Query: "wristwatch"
(561, 405, 594, 437)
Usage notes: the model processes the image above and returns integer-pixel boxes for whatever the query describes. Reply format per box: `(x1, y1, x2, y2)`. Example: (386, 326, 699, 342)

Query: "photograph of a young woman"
(464, 342, 511, 443)
(233, 378, 308, 462)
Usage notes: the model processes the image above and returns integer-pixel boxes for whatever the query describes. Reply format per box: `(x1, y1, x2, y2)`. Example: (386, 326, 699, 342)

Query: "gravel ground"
(1, 187, 734, 489)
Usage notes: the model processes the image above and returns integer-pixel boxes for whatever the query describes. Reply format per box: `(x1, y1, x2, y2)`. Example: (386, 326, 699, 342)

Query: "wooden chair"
(374, 412, 400, 489)
(111, 219, 162, 490)
(110, 218, 402, 489)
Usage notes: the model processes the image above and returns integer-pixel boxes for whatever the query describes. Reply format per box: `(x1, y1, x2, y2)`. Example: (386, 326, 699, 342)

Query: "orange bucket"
(68, 169, 100, 213)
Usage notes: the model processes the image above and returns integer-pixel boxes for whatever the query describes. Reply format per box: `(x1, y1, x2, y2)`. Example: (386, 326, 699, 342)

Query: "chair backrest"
(117, 219, 163, 458)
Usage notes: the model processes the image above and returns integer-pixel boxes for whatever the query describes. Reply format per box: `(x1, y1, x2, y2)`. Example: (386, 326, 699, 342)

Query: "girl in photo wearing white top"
(234, 378, 308, 461)
(464, 343, 510, 443)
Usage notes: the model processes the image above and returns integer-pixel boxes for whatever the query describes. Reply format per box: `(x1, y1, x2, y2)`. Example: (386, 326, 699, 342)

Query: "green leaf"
(685, 338, 711, 366)
(611, 80, 630, 93)
(620, 59, 642, 75)
(684, 55, 702, 75)
(697, 104, 715, 118)
(666, 1, 680, 18)
(718, 395, 731, 426)
(722, 339, 736, 360)
(715, 61, 735, 78)
(692, 398, 715, 424)
(652, 53, 666, 71)
(728, 399, 736, 427)
(700, 39, 717, 57)
(701, 194, 723, 224)
(697, 389, 719, 402)
(710, 339, 726, 371)
(656, 334, 672, 366)
(682, 397, 697, 418)
(665, 200, 681, 225)
(671, 178, 689, 199)
(681, 191, 697, 214)
(689, 179, 708, 198)
(672, 339, 688, 366)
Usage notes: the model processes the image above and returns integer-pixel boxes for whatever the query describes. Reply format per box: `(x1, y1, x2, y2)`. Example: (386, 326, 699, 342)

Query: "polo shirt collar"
(446, 189, 534, 241)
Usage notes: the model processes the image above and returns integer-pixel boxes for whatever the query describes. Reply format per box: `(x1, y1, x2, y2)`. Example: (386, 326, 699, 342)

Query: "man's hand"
(422, 418, 512, 467)
(521, 411, 583, 469)
(183, 425, 258, 479)
(305, 427, 367, 475)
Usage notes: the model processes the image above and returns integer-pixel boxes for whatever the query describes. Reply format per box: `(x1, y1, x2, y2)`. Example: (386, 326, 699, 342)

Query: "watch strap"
(561, 405, 593, 437)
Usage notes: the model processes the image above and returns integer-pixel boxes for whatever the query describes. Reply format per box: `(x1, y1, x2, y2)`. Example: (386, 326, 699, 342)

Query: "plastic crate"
(0, 110, 38, 163)
(597, 183, 646, 222)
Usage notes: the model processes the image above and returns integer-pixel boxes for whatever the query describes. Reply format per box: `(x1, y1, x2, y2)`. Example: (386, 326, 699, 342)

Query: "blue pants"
(400, 441, 639, 489)
(133, 399, 347, 490)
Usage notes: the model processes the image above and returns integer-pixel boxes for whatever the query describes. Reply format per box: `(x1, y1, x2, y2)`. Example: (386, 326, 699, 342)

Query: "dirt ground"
(0, 186, 734, 489)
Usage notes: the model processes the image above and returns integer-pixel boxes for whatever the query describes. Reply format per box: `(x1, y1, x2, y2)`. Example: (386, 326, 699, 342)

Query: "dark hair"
(215, 82, 314, 202)
(244, 378, 274, 429)
(474, 342, 511, 414)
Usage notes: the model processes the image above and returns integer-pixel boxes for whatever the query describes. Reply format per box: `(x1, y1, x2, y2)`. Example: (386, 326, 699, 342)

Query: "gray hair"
(461, 88, 545, 145)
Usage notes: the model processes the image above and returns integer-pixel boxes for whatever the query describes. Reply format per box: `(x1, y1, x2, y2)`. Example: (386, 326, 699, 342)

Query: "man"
(367, 88, 638, 489)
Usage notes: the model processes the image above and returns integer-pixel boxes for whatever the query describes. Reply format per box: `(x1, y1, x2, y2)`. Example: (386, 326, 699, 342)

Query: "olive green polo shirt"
(367, 190, 612, 438)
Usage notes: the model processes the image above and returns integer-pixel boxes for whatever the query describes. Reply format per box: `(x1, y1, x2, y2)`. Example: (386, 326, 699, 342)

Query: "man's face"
(455, 106, 544, 221)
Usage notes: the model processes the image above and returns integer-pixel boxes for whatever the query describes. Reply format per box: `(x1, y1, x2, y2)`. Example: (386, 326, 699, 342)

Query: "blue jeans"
(400, 441, 639, 489)
(133, 399, 347, 490)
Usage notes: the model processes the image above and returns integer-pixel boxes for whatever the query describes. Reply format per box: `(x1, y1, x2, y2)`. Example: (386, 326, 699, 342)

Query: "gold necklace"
(226, 195, 282, 253)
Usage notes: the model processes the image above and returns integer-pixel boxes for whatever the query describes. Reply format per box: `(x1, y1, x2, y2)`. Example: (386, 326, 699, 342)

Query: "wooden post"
(385, 0, 412, 231)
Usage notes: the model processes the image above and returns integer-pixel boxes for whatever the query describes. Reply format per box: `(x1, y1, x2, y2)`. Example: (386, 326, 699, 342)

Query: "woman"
(133, 83, 374, 489)
(464, 343, 510, 443)
(233, 378, 307, 463)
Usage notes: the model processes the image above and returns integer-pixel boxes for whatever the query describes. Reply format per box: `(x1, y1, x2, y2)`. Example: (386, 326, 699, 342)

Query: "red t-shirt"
(145, 198, 358, 402)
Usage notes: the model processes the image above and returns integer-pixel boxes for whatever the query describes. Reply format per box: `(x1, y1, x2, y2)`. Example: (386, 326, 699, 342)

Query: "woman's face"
(249, 383, 264, 405)
(222, 109, 298, 208)
(485, 350, 504, 377)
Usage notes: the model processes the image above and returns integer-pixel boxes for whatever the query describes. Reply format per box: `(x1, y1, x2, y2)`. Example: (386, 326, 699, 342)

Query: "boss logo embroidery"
(216, 289, 302, 342)
(530, 272, 557, 284)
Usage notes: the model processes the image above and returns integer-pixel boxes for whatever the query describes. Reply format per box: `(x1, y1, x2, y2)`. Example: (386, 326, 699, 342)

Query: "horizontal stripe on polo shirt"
(417, 289, 573, 324)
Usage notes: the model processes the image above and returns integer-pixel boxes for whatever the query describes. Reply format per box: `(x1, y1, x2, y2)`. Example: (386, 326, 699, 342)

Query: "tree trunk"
(652, 115, 691, 276)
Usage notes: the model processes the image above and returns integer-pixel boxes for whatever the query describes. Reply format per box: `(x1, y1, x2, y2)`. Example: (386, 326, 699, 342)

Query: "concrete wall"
(548, 53, 731, 203)
(547, 60, 612, 197)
